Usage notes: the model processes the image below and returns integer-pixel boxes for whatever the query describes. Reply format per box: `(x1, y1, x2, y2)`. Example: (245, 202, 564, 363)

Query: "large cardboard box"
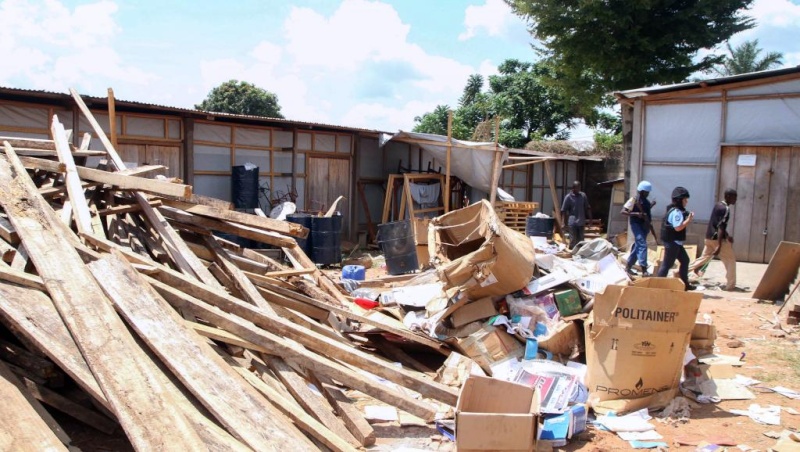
(451, 297, 498, 328)
(428, 200, 535, 300)
(456, 376, 539, 451)
(585, 278, 702, 414)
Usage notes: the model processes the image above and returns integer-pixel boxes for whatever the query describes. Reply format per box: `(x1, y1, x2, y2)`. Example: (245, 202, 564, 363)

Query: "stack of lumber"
(0, 92, 455, 451)
(494, 201, 539, 233)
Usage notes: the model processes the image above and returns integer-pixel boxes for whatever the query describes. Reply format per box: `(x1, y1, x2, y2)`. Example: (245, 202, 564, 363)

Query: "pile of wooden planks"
(494, 201, 540, 233)
(0, 94, 456, 451)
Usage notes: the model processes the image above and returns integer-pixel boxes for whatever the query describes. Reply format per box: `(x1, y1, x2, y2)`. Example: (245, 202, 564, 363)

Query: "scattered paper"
(697, 354, 745, 367)
(699, 379, 756, 400)
(618, 431, 664, 441)
(783, 407, 800, 416)
(771, 386, 800, 399)
(734, 375, 760, 386)
(364, 405, 399, 422)
(629, 440, 668, 449)
(729, 404, 781, 425)
(597, 409, 654, 433)
(392, 283, 444, 308)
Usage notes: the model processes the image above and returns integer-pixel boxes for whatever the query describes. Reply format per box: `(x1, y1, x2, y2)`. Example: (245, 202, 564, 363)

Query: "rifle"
(634, 197, 658, 246)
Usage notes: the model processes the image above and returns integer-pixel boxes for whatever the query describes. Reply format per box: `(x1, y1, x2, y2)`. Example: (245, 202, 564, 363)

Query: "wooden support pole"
(445, 111, 452, 212)
(489, 116, 501, 206)
(545, 159, 563, 230)
(50, 116, 94, 236)
(108, 88, 118, 151)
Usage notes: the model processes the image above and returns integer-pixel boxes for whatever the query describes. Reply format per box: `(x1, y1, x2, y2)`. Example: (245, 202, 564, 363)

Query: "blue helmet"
(637, 181, 652, 192)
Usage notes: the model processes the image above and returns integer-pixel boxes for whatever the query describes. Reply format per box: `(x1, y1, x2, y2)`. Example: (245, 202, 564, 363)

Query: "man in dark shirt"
(688, 188, 737, 290)
(561, 181, 591, 250)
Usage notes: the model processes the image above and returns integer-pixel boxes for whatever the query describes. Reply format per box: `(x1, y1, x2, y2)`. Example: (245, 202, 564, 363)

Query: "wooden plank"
(264, 354, 360, 447)
(69, 90, 219, 286)
(749, 148, 772, 262)
(0, 338, 64, 387)
(149, 277, 442, 420)
(0, 280, 250, 452)
(118, 164, 167, 178)
(259, 282, 445, 351)
(283, 245, 350, 306)
(766, 147, 791, 259)
(312, 373, 376, 447)
(147, 268, 458, 406)
(108, 88, 118, 150)
(220, 350, 358, 452)
(0, 263, 46, 290)
(160, 199, 308, 238)
(203, 235, 276, 310)
(0, 238, 16, 262)
(10, 243, 28, 271)
(787, 148, 800, 244)
(21, 156, 192, 199)
(0, 360, 68, 451)
(21, 376, 118, 435)
(544, 160, 563, 230)
(0, 215, 19, 245)
(190, 322, 270, 353)
(51, 116, 94, 235)
(733, 147, 756, 261)
(88, 251, 313, 451)
(752, 241, 800, 300)
(162, 206, 296, 248)
(0, 143, 205, 450)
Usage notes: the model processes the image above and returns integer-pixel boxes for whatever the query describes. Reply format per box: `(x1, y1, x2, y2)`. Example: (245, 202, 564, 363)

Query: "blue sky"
(1, 0, 799, 138)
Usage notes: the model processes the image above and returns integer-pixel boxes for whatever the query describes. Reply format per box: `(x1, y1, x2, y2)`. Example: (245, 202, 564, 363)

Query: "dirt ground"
(53, 258, 800, 451)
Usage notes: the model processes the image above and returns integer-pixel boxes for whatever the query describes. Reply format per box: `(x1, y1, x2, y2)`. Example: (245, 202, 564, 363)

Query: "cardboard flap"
(457, 376, 535, 413)
(632, 277, 685, 290)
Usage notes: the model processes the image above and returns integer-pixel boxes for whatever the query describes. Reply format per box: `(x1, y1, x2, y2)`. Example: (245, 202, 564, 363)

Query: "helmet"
(637, 181, 652, 192)
(671, 186, 690, 200)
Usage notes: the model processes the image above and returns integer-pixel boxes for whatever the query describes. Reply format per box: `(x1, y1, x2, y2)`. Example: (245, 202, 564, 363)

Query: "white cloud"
(459, 0, 517, 41)
(199, 0, 479, 130)
(0, 0, 156, 94)
(749, 0, 800, 28)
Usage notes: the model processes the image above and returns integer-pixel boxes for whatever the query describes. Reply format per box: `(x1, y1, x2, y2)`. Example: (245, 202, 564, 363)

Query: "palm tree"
(712, 39, 784, 76)
(459, 74, 484, 107)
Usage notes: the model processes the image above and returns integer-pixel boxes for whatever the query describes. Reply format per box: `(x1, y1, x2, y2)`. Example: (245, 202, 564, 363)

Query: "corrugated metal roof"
(615, 65, 800, 99)
(0, 86, 388, 134)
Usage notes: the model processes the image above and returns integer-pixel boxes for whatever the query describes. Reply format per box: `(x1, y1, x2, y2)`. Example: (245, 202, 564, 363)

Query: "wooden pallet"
(494, 201, 539, 233)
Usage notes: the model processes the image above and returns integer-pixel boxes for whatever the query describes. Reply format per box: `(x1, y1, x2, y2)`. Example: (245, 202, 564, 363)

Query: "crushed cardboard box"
(452, 324, 525, 374)
(585, 277, 702, 414)
(428, 200, 535, 300)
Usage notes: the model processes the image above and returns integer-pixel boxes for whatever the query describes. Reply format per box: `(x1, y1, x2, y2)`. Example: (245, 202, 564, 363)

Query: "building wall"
(625, 75, 800, 259)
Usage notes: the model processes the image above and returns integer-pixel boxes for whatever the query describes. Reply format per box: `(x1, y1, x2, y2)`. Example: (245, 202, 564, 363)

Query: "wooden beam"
(160, 199, 308, 238)
(312, 373, 376, 447)
(545, 159, 563, 229)
(489, 117, 501, 205)
(162, 206, 296, 248)
(283, 245, 350, 306)
(220, 350, 358, 452)
(21, 376, 118, 435)
(21, 156, 192, 199)
(69, 89, 220, 287)
(51, 115, 94, 236)
(0, 360, 69, 451)
(0, 143, 205, 450)
(264, 355, 360, 447)
(149, 278, 441, 420)
(190, 322, 270, 354)
(445, 111, 452, 212)
(107, 88, 118, 151)
(88, 252, 314, 450)
(147, 269, 458, 407)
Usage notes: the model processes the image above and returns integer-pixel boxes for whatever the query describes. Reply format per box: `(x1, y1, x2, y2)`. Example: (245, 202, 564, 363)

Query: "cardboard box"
(451, 297, 498, 328)
(428, 200, 535, 300)
(690, 323, 716, 355)
(585, 277, 702, 414)
(553, 288, 582, 317)
(537, 321, 583, 357)
(456, 376, 539, 451)
(454, 325, 525, 374)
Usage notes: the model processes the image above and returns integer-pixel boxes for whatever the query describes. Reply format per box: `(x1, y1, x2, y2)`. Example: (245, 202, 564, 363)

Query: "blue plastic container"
(342, 265, 366, 281)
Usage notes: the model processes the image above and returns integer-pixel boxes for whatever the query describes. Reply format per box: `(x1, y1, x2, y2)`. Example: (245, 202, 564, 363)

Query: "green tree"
(489, 59, 575, 142)
(196, 80, 284, 118)
(505, 0, 756, 115)
(712, 39, 784, 76)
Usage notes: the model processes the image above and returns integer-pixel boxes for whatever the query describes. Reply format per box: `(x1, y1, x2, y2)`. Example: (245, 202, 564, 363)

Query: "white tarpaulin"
(381, 131, 508, 193)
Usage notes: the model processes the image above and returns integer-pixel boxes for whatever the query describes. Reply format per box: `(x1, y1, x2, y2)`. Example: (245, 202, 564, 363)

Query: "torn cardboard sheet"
(596, 408, 654, 432)
(698, 378, 756, 400)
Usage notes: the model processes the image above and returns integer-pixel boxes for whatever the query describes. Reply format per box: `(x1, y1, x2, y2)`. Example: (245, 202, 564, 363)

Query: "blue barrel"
(377, 219, 418, 275)
(311, 213, 342, 265)
(526, 216, 555, 238)
(286, 213, 313, 257)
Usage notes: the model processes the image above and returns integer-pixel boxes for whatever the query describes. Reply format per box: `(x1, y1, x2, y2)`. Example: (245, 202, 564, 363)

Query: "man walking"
(688, 188, 738, 290)
(622, 180, 657, 276)
(561, 181, 591, 249)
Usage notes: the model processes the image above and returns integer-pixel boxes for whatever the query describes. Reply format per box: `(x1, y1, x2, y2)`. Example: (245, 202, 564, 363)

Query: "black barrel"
(311, 214, 342, 265)
(286, 213, 313, 257)
(377, 219, 418, 275)
(526, 216, 555, 238)
(231, 165, 259, 209)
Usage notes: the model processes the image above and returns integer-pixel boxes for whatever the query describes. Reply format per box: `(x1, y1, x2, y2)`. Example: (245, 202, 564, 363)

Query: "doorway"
(307, 156, 350, 233)
(718, 146, 800, 263)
